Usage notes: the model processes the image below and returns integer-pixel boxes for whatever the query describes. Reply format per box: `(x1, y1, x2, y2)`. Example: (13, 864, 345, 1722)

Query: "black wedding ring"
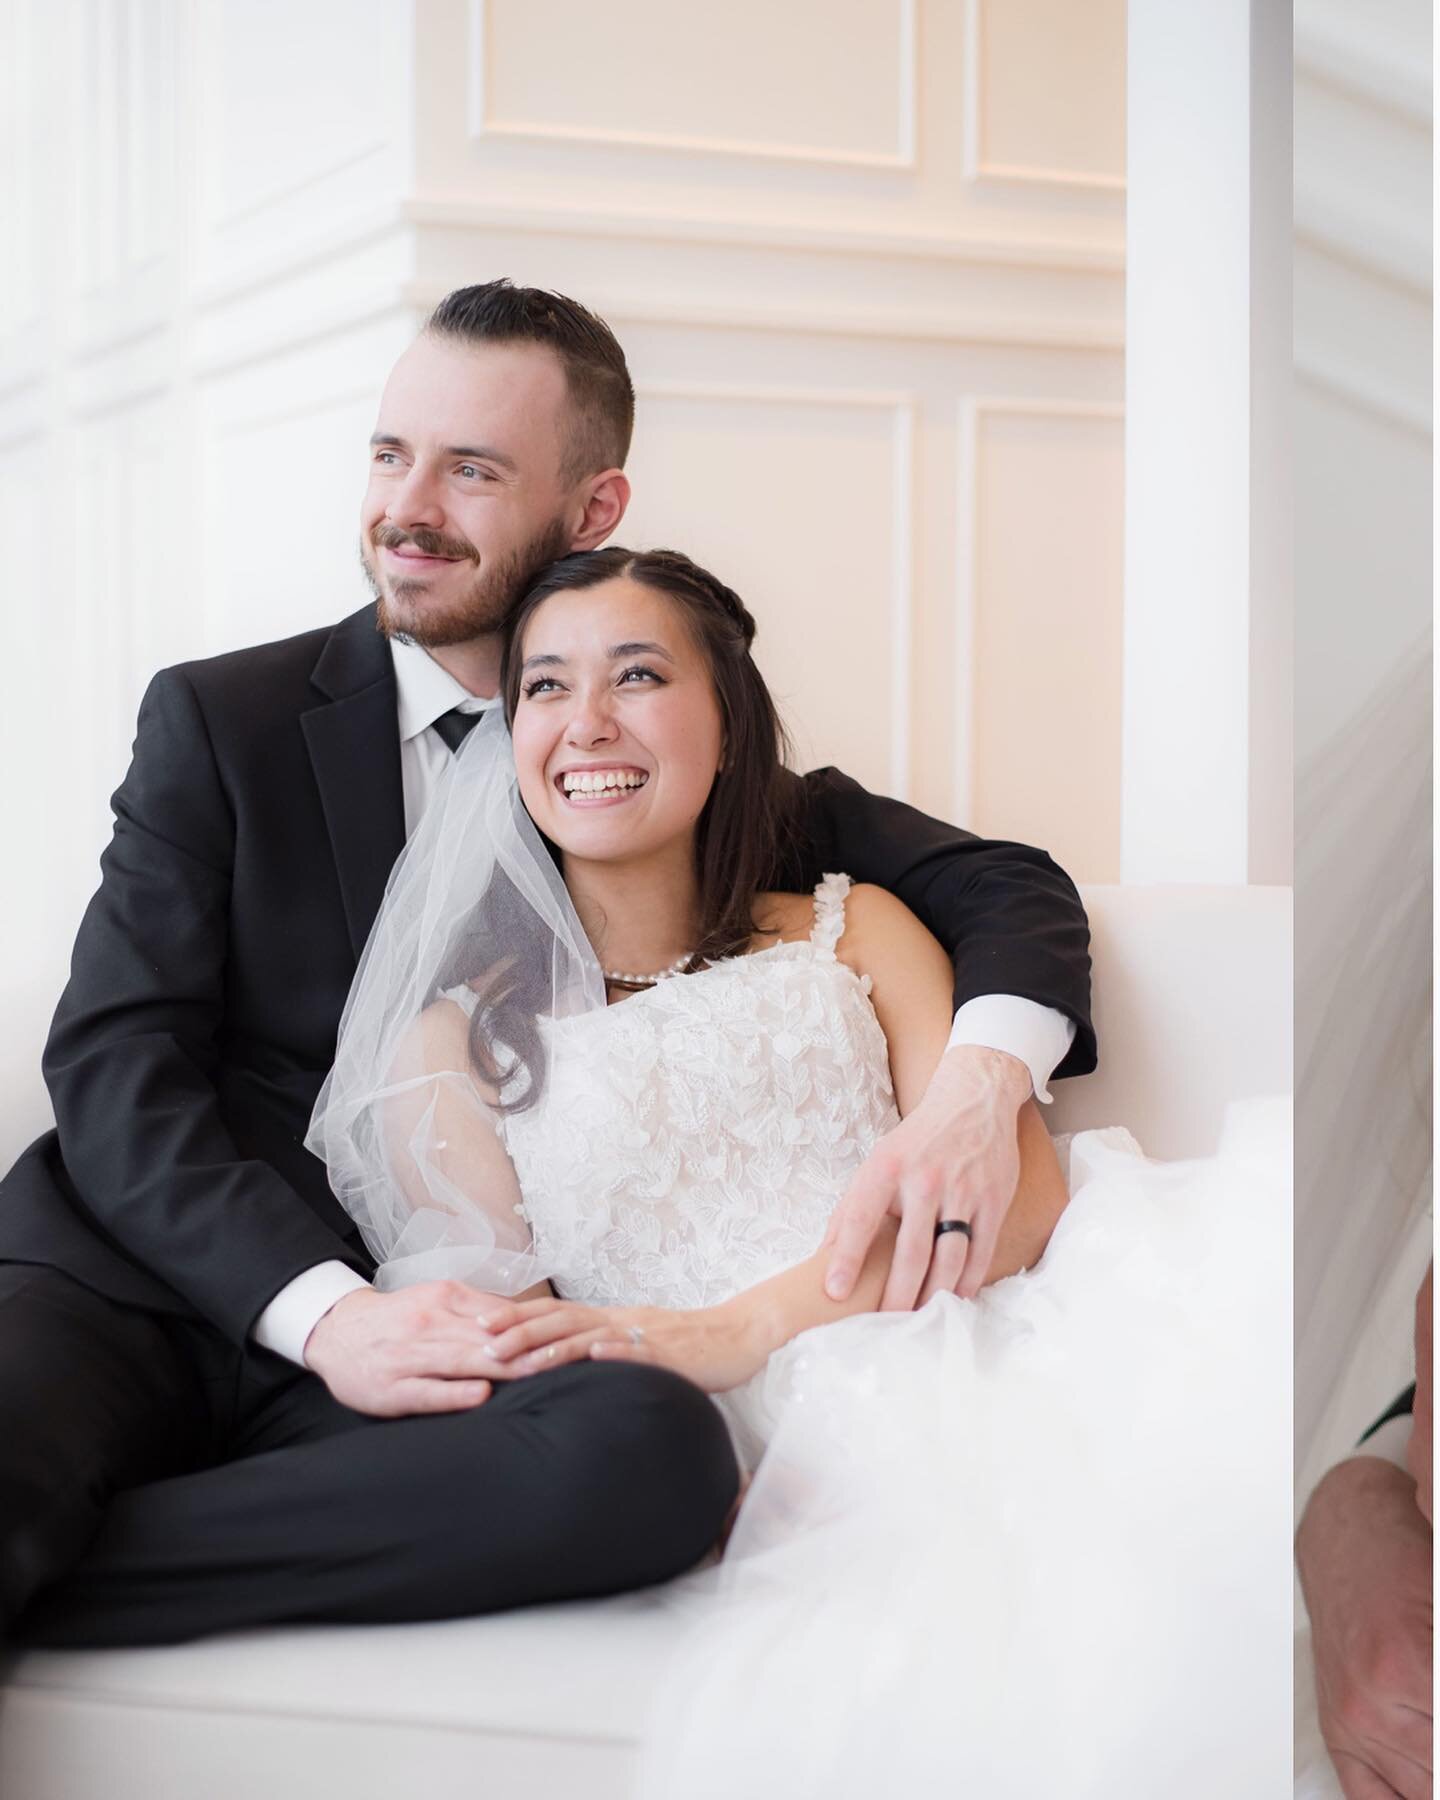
(934, 1219, 973, 1241)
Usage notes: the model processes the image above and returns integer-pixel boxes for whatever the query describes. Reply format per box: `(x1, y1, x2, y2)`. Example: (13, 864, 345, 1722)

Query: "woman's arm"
(479, 889, 1071, 1390)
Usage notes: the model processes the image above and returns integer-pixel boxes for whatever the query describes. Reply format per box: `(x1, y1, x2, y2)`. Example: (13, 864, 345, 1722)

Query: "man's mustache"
(371, 522, 478, 563)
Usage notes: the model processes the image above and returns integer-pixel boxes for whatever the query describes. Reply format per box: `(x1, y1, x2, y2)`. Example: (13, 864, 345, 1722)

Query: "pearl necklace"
(602, 952, 695, 990)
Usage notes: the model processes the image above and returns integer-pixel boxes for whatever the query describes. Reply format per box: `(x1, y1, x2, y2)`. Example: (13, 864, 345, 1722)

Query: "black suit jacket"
(0, 605, 1095, 1346)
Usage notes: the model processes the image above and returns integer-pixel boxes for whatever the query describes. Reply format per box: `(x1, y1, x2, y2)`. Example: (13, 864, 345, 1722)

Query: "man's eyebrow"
(368, 432, 518, 473)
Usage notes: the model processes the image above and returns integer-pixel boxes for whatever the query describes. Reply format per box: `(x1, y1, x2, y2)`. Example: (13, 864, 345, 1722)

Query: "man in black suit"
(0, 281, 1095, 1646)
(1297, 1262, 1433, 1799)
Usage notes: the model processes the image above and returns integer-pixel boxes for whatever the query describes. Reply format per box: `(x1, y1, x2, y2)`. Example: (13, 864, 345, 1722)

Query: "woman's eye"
(522, 677, 562, 698)
(619, 665, 663, 685)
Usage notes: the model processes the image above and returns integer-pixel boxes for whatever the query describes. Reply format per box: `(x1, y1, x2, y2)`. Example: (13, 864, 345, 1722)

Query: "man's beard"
(362, 517, 572, 648)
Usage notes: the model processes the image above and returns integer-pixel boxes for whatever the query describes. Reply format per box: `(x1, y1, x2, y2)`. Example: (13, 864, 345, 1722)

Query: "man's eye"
(458, 464, 494, 482)
(373, 451, 399, 466)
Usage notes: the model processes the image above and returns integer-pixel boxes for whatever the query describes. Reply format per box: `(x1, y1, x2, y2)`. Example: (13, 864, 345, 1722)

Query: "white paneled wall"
(2, 0, 1128, 1107)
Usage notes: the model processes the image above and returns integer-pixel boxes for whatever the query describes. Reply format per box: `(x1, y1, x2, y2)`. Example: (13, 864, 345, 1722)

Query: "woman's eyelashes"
(521, 664, 668, 701)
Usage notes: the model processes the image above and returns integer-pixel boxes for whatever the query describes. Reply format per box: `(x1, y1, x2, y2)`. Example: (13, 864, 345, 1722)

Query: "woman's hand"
(475, 1295, 763, 1393)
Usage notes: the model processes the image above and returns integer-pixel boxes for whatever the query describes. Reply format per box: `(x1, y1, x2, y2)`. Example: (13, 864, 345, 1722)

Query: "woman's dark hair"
(463, 547, 799, 1111)
(503, 547, 797, 967)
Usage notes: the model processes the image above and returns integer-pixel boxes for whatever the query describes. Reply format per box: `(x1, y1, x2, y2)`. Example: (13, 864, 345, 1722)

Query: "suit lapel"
(302, 606, 407, 960)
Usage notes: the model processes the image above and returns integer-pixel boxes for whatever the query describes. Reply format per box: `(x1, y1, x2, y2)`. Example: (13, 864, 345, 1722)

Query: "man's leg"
(17, 1356, 739, 1647)
(0, 1266, 212, 1634)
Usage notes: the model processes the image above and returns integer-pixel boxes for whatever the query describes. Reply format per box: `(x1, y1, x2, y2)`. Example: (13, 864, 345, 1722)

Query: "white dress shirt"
(253, 639, 1076, 1366)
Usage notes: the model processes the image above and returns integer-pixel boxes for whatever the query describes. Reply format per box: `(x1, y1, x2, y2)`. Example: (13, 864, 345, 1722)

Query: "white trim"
(468, 0, 920, 172)
(402, 279, 1123, 350)
(403, 195, 1125, 274)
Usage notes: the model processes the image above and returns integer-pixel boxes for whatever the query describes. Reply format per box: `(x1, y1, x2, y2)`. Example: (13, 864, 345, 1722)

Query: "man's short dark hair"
(426, 280, 635, 485)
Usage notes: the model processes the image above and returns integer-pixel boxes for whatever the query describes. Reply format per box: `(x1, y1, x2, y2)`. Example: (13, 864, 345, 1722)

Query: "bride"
(309, 546, 1290, 1798)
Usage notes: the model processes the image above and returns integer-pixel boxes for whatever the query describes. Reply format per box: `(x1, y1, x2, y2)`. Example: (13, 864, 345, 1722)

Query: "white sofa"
(0, 884, 1293, 1800)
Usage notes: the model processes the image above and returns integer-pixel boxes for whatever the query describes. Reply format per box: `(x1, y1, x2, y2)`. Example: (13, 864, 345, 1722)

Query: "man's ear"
(570, 469, 631, 551)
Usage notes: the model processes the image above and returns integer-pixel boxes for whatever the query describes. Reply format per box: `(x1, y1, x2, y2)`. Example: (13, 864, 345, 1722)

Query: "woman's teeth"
(561, 770, 649, 795)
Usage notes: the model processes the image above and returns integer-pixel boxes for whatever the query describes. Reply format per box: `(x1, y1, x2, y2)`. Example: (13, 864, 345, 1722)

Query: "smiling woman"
(501, 548, 795, 982)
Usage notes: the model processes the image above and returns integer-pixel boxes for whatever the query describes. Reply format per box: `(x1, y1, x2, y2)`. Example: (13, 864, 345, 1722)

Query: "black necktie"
(431, 707, 486, 754)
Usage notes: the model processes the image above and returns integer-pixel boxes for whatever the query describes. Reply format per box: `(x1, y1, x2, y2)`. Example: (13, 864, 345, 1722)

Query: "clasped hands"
(306, 1044, 1031, 1414)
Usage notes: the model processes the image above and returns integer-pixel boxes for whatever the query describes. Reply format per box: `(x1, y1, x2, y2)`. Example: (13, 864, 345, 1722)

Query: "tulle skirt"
(638, 1103, 1293, 1800)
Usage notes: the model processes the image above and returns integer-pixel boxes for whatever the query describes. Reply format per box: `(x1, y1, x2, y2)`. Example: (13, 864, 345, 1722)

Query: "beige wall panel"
(967, 406, 1124, 881)
(475, 0, 913, 165)
(971, 0, 1127, 186)
(620, 386, 911, 796)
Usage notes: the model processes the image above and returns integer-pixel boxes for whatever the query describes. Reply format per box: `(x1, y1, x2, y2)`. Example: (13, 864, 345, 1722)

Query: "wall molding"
(961, 0, 1126, 195)
(953, 397, 1125, 816)
(467, 0, 919, 171)
(634, 378, 916, 800)
(404, 195, 1124, 274)
(403, 277, 1123, 352)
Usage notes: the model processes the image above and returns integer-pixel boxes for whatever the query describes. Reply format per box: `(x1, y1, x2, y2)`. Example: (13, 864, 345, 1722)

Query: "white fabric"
(1294, 633, 1432, 1502)
(946, 991, 1076, 1103)
(307, 706, 606, 1294)
(249, 1260, 369, 1364)
(428, 872, 1290, 1792)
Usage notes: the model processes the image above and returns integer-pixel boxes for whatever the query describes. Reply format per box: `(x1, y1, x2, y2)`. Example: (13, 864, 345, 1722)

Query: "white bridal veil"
(306, 705, 607, 1293)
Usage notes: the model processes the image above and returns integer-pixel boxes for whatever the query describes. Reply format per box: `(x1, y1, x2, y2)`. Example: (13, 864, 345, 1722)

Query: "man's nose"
(386, 465, 446, 532)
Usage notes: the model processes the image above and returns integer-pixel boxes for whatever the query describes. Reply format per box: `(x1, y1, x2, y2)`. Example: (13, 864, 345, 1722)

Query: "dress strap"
(809, 872, 852, 954)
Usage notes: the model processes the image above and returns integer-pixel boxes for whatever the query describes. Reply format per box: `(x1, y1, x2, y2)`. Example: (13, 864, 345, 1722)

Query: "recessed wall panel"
(968, 406, 1123, 882)
(475, 0, 913, 165)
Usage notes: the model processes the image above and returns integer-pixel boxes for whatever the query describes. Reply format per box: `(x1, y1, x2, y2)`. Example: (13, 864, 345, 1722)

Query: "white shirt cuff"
(946, 997, 1077, 1105)
(252, 1261, 372, 1366)
(1348, 1413, 1414, 1474)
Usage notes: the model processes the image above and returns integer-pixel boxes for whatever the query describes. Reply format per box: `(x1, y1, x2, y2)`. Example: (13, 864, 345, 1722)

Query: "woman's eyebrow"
(608, 641, 676, 663)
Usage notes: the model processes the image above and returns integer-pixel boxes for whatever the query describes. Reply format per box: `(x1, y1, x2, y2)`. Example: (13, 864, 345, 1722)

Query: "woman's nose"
(565, 693, 620, 746)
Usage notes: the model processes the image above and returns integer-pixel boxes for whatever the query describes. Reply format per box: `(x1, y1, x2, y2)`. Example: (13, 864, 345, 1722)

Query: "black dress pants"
(0, 1266, 739, 1648)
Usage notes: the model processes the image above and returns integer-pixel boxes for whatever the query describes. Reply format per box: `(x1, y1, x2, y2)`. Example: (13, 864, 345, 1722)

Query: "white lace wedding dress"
(476, 876, 1291, 1797)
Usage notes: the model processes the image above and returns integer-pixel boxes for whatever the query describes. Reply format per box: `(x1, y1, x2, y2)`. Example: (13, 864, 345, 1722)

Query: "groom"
(0, 280, 1095, 1646)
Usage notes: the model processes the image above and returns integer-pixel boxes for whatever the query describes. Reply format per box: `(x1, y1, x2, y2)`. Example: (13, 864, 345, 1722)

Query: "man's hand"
(822, 1045, 1031, 1310)
(303, 1282, 523, 1416)
(1411, 1263, 1433, 1525)
(1297, 1455, 1433, 1800)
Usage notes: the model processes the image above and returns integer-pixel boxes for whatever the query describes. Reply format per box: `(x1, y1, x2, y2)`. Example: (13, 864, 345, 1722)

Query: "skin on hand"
(1411, 1262, 1433, 1525)
(303, 1282, 526, 1416)
(461, 1297, 762, 1395)
(1297, 1455, 1433, 1800)
(824, 1044, 1035, 1309)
